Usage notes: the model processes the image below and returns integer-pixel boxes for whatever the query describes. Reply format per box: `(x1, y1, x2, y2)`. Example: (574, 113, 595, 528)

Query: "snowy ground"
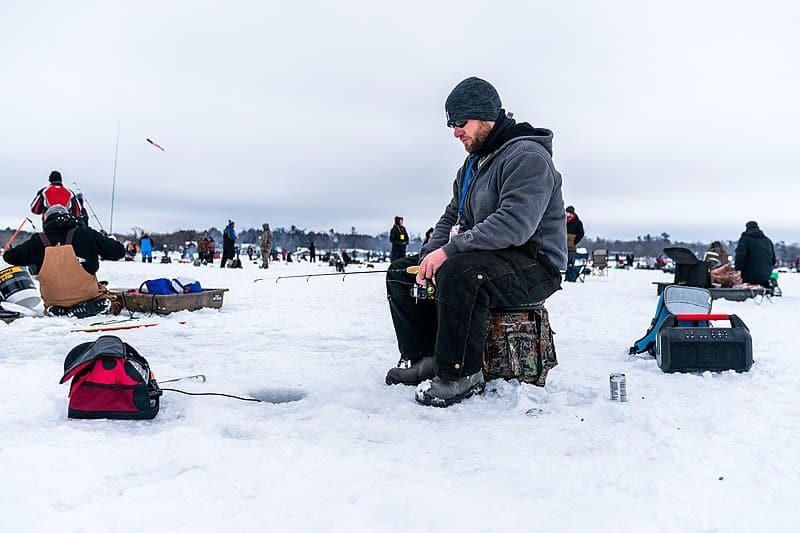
(1, 257, 798, 532)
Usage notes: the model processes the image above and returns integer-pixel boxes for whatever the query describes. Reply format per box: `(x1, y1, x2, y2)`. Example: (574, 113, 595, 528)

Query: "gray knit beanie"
(445, 77, 502, 125)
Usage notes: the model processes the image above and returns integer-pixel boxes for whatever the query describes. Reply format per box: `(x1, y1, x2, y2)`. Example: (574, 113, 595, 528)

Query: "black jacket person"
(3, 208, 124, 276)
(220, 220, 237, 268)
(389, 217, 409, 261)
(3, 206, 124, 308)
(734, 221, 776, 286)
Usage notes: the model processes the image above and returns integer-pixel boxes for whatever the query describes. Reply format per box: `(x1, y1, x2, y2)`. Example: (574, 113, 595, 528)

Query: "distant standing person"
(200, 233, 214, 265)
(422, 227, 434, 247)
(565, 205, 584, 267)
(30, 170, 83, 221)
(734, 221, 776, 287)
(221, 220, 236, 268)
(139, 233, 153, 263)
(259, 223, 272, 269)
(390, 216, 409, 261)
(309, 240, 316, 262)
(705, 240, 730, 266)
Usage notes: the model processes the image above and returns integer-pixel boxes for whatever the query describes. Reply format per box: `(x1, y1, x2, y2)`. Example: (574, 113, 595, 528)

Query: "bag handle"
(674, 313, 729, 321)
(669, 313, 748, 330)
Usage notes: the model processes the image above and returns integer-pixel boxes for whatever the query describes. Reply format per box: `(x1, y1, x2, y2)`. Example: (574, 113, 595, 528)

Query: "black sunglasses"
(447, 119, 468, 129)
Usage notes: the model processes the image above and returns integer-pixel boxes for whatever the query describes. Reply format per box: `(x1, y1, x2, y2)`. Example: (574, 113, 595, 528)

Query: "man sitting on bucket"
(2, 205, 125, 318)
(385, 77, 566, 407)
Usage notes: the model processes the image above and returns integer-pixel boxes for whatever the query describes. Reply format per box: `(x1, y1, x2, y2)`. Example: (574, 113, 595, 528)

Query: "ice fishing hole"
(249, 388, 307, 404)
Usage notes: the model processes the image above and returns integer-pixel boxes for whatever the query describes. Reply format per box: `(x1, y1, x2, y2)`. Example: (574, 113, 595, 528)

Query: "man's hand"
(416, 248, 448, 285)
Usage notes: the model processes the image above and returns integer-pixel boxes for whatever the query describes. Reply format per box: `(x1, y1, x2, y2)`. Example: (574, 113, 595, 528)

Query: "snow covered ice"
(1, 259, 798, 532)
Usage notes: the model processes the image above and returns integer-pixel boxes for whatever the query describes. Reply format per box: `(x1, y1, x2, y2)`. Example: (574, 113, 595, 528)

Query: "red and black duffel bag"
(59, 335, 162, 419)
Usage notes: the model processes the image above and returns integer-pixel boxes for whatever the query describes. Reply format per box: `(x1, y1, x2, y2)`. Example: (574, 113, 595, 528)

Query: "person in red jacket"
(30, 170, 83, 222)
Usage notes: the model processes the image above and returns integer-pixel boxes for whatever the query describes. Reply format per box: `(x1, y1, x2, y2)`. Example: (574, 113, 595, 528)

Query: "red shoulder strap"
(65, 228, 77, 244)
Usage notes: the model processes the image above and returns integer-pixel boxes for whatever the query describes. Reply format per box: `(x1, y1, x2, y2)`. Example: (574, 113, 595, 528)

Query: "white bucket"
(0, 264, 42, 309)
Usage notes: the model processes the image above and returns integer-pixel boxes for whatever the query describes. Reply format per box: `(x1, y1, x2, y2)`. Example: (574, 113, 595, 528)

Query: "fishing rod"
(109, 122, 120, 234)
(253, 266, 419, 284)
(72, 180, 106, 232)
(2, 217, 34, 250)
(159, 374, 206, 384)
(254, 265, 436, 302)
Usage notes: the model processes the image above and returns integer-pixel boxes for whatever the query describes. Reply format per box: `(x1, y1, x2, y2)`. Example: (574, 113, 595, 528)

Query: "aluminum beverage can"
(609, 373, 627, 402)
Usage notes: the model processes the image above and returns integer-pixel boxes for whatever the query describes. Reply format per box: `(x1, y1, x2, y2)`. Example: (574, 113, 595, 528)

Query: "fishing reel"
(405, 265, 436, 302)
(410, 283, 436, 302)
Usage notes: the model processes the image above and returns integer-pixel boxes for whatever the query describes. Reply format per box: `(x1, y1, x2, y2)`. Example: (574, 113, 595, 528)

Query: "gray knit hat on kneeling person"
(44, 205, 69, 221)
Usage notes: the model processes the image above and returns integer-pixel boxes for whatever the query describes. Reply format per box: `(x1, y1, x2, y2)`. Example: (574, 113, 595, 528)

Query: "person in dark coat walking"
(385, 77, 566, 407)
(309, 240, 316, 262)
(565, 205, 585, 267)
(389, 216, 409, 261)
(734, 221, 776, 287)
(220, 220, 236, 268)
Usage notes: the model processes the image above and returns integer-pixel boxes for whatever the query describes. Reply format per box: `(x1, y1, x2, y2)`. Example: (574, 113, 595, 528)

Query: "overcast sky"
(1, 0, 798, 243)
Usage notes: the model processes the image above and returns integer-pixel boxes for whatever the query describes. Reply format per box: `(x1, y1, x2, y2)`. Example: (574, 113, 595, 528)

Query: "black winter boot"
(415, 371, 485, 407)
(47, 298, 111, 319)
(385, 357, 435, 386)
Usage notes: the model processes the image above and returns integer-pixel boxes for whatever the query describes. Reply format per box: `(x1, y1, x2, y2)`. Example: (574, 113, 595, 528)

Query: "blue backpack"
(140, 278, 175, 295)
(140, 277, 202, 295)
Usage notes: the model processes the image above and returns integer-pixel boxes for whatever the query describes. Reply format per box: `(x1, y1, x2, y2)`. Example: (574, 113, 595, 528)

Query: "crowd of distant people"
(2, 164, 792, 324)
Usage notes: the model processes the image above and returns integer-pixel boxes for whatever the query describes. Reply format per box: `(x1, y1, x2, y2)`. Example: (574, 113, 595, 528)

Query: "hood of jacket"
(475, 110, 554, 158)
(742, 227, 765, 239)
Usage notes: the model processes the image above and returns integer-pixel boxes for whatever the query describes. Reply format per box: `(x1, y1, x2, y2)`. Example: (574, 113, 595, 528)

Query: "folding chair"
(591, 249, 609, 276)
(663, 247, 712, 288)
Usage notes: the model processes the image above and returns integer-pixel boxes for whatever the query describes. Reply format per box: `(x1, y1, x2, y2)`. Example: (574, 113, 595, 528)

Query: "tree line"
(2, 226, 799, 264)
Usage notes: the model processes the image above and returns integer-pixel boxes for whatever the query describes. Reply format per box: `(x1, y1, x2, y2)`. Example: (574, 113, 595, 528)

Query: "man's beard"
(464, 121, 494, 153)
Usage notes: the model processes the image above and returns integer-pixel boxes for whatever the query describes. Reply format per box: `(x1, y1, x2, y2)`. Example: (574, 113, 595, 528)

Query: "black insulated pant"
(386, 248, 561, 381)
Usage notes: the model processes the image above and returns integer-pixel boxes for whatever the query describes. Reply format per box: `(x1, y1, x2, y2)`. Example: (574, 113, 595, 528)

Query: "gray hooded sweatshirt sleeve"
(420, 131, 567, 270)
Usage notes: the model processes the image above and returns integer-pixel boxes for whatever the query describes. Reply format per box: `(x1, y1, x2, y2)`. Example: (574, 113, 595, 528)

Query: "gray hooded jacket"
(421, 129, 567, 270)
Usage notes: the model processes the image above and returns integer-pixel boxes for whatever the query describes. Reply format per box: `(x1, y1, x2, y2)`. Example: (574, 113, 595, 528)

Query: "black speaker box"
(656, 314, 753, 373)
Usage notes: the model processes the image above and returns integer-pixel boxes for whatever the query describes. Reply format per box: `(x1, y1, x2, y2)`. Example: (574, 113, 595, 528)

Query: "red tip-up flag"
(146, 138, 165, 151)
